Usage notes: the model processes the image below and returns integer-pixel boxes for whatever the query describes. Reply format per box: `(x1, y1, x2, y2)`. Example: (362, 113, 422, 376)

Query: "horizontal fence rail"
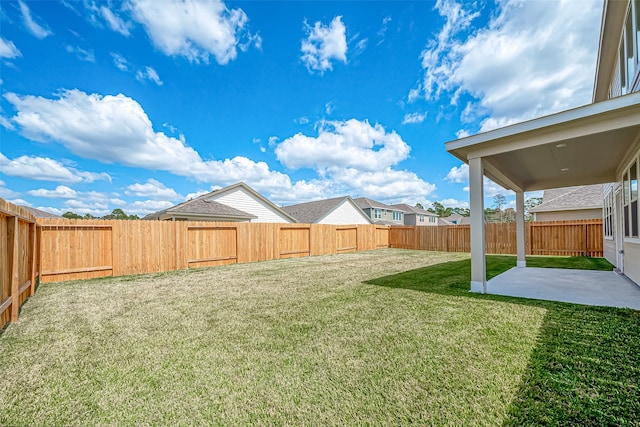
(388, 219, 604, 257)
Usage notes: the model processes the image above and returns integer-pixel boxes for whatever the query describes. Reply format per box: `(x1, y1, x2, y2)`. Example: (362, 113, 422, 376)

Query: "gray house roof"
(529, 184, 604, 213)
(441, 213, 471, 225)
(20, 206, 60, 218)
(143, 192, 256, 221)
(282, 196, 370, 224)
(353, 197, 401, 211)
(389, 203, 438, 216)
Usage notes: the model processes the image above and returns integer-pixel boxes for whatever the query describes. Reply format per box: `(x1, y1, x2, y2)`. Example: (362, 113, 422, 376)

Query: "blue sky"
(1, 0, 602, 216)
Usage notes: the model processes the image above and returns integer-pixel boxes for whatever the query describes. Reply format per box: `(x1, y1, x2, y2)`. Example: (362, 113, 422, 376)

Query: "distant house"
(20, 206, 60, 218)
(353, 197, 404, 225)
(529, 185, 603, 221)
(440, 213, 470, 225)
(390, 204, 438, 226)
(282, 196, 372, 225)
(144, 182, 297, 223)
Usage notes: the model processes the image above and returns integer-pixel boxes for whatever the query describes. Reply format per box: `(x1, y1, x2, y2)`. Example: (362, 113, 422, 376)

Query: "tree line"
(62, 208, 139, 220)
(417, 195, 543, 223)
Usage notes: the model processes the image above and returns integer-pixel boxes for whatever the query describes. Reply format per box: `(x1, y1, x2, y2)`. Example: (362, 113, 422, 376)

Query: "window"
(616, 2, 640, 95)
(604, 191, 613, 238)
(374, 209, 381, 219)
(428, 216, 436, 223)
(419, 214, 425, 222)
(392, 211, 403, 221)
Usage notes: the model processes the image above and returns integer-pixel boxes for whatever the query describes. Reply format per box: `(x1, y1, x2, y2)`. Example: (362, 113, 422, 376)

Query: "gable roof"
(529, 184, 604, 213)
(282, 196, 371, 224)
(441, 213, 471, 225)
(353, 197, 401, 211)
(389, 203, 438, 216)
(20, 206, 60, 218)
(204, 182, 298, 223)
(143, 191, 257, 221)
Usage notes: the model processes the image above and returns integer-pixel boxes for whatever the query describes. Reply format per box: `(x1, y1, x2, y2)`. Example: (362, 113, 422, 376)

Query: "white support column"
(516, 191, 526, 268)
(469, 157, 486, 293)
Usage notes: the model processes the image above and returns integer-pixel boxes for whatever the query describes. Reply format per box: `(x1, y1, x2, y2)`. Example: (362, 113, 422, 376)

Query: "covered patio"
(488, 267, 640, 309)
(446, 92, 640, 301)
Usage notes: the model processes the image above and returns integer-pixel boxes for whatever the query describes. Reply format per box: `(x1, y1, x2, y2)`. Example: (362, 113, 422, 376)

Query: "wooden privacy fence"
(1, 200, 39, 330)
(389, 219, 603, 257)
(1, 194, 604, 331)
(37, 218, 391, 283)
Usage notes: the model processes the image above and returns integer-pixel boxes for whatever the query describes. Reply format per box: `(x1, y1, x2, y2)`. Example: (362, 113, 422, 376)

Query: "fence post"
(29, 223, 37, 295)
(8, 216, 19, 322)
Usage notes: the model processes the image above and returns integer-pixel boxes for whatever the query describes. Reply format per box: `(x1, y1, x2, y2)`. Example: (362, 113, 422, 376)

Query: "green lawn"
(1, 249, 638, 426)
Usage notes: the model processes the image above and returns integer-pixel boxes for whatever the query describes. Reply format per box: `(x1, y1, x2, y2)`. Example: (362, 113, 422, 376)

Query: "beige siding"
(603, 239, 617, 267)
(534, 209, 603, 221)
(319, 201, 370, 225)
(623, 241, 640, 285)
(210, 188, 293, 223)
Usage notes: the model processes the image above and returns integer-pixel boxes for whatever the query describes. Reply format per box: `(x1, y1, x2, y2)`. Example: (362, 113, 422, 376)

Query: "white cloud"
(330, 167, 437, 201)
(0, 152, 111, 183)
(125, 179, 180, 200)
(0, 180, 19, 199)
(446, 163, 468, 183)
(127, 0, 254, 64)
(18, 0, 53, 39)
(437, 198, 469, 208)
(100, 4, 132, 36)
(3, 89, 310, 196)
(414, 0, 601, 132)
(455, 129, 470, 138)
(0, 38, 22, 59)
(301, 16, 347, 74)
(325, 102, 334, 115)
(402, 112, 426, 124)
(276, 119, 410, 172)
(111, 52, 129, 71)
(377, 16, 392, 39)
(9, 198, 30, 206)
(135, 66, 163, 85)
(65, 45, 96, 62)
(28, 185, 78, 199)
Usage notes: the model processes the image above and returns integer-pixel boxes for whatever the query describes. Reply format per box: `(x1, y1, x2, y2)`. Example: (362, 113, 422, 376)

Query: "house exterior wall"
(209, 188, 293, 223)
(404, 213, 438, 226)
(319, 201, 371, 225)
(533, 209, 603, 221)
(361, 207, 404, 224)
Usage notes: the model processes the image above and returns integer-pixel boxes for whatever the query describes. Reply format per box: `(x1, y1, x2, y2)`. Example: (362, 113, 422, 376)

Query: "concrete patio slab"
(487, 267, 640, 310)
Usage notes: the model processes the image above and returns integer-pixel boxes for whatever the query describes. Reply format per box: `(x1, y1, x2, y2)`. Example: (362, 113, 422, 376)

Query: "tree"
(415, 202, 424, 209)
(62, 211, 82, 219)
(492, 194, 506, 212)
(427, 201, 453, 217)
(452, 207, 470, 217)
(102, 208, 138, 220)
(525, 197, 543, 221)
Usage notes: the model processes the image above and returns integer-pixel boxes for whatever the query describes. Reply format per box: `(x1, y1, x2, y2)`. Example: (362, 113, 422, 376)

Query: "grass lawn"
(1, 249, 638, 426)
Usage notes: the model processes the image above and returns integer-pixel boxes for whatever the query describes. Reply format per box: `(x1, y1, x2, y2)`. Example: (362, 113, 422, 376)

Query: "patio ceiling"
(446, 92, 640, 192)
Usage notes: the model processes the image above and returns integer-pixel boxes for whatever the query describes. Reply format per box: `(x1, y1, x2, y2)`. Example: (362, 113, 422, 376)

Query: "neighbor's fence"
(37, 218, 391, 283)
(389, 219, 603, 257)
(0, 200, 39, 330)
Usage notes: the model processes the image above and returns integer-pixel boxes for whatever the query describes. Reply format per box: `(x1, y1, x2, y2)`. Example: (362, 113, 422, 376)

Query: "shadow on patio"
(365, 256, 640, 425)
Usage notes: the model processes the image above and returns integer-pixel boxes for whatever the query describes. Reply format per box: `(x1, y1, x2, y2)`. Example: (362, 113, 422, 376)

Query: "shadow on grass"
(366, 256, 640, 426)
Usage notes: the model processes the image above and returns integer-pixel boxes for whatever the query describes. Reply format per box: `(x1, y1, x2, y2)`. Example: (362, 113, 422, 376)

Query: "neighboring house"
(445, 0, 640, 291)
(144, 182, 297, 223)
(390, 204, 438, 226)
(282, 196, 372, 225)
(440, 213, 470, 225)
(529, 185, 604, 221)
(354, 197, 405, 225)
(20, 206, 60, 218)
